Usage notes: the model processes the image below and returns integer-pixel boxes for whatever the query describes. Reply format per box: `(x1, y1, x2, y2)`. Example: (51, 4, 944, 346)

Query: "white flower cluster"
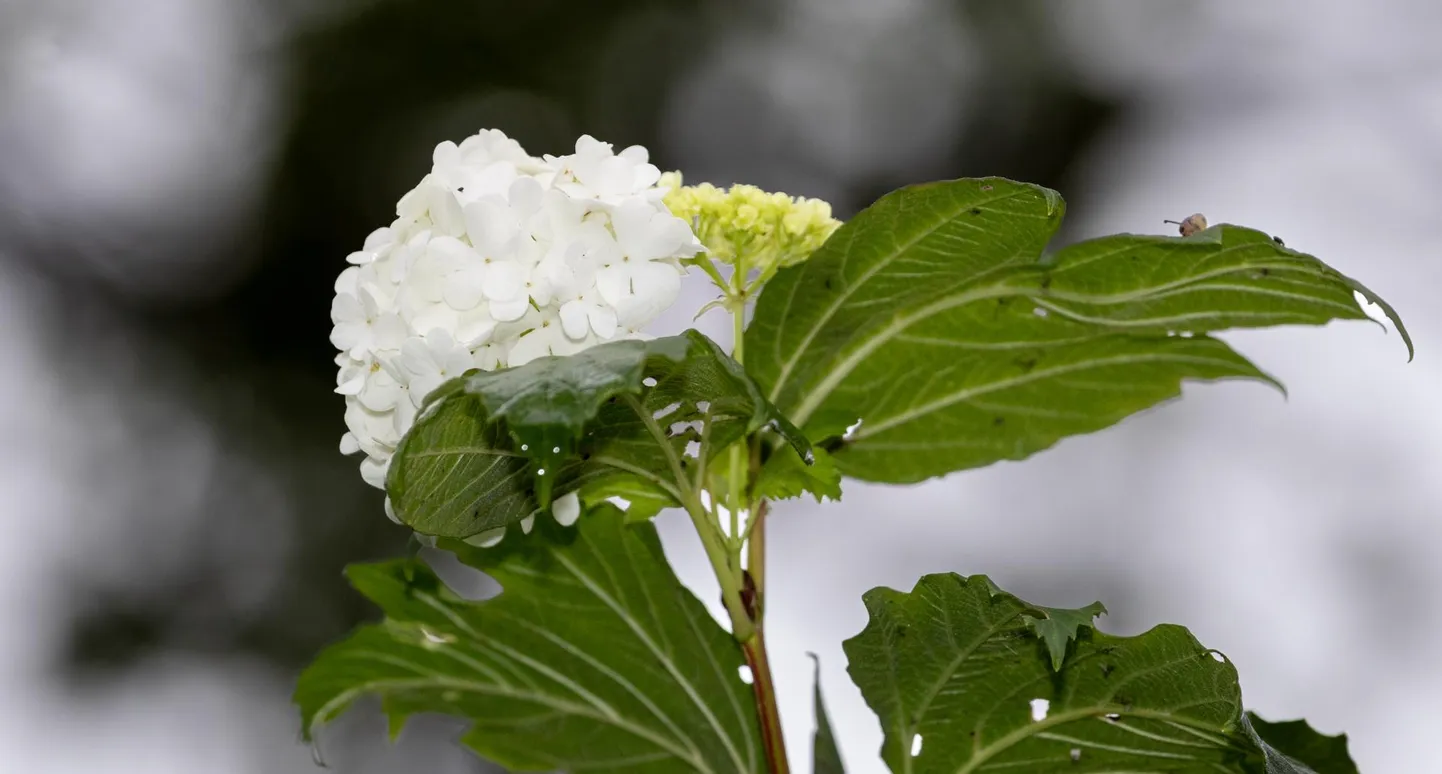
(330, 130, 700, 513)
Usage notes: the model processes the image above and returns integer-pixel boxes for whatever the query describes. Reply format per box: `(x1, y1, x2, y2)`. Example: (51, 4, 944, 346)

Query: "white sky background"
(1, 0, 1440, 772)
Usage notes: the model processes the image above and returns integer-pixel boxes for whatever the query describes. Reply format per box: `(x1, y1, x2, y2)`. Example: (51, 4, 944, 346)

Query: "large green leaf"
(842, 573, 1356, 773)
(296, 505, 765, 773)
(746, 178, 1410, 483)
(387, 330, 810, 538)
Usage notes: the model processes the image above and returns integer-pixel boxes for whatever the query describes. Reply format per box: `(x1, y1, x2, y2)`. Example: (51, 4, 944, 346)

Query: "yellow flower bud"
(660, 177, 842, 281)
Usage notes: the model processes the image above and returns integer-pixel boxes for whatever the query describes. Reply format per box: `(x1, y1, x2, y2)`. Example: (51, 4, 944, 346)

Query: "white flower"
(427, 236, 529, 321)
(432, 138, 519, 199)
(355, 360, 405, 413)
(345, 401, 400, 457)
(548, 135, 662, 204)
(593, 199, 690, 327)
(396, 329, 476, 408)
(507, 312, 593, 367)
(331, 128, 699, 536)
(559, 286, 618, 340)
(330, 288, 407, 359)
(345, 226, 399, 266)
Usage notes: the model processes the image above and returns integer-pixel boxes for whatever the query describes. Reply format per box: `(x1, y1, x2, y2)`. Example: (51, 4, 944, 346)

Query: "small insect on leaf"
(1163, 213, 1208, 237)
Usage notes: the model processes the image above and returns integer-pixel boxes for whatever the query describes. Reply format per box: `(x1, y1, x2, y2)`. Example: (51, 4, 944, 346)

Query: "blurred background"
(1, 0, 1438, 771)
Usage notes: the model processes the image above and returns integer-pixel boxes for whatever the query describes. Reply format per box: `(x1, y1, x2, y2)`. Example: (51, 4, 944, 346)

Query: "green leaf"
(387, 330, 811, 538)
(436, 336, 656, 505)
(809, 653, 847, 774)
(1244, 714, 1357, 774)
(1026, 601, 1106, 672)
(747, 178, 1409, 484)
(979, 577, 1107, 671)
(296, 505, 766, 773)
(754, 445, 841, 503)
(842, 573, 1353, 773)
(578, 476, 677, 523)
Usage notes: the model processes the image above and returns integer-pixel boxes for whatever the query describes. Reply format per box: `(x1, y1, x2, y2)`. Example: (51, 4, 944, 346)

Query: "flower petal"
(371, 313, 410, 351)
(428, 186, 467, 236)
(363, 227, 396, 252)
(488, 294, 531, 322)
(507, 324, 562, 366)
(335, 371, 365, 395)
(587, 302, 618, 339)
(464, 527, 507, 547)
(552, 492, 582, 526)
(442, 270, 486, 311)
(359, 455, 390, 488)
(432, 140, 460, 171)
(482, 260, 524, 301)
(610, 262, 681, 328)
(331, 292, 363, 323)
(593, 264, 631, 309)
(618, 145, 648, 164)
(426, 235, 474, 270)
(455, 312, 497, 346)
(558, 300, 590, 340)
(509, 175, 544, 213)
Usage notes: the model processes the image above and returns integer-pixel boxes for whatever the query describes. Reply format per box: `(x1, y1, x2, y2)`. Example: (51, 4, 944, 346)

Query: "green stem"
(727, 260, 748, 542)
(747, 500, 768, 608)
(624, 394, 753, 642)
(724, 259, 790, 774)
(688, 252, 730, 290)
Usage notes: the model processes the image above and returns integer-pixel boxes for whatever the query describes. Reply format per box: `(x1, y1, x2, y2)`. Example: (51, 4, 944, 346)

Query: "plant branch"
(686, 252, 730, 291)
(743, 628, 789, 774)
(727, 257, 748, 542)
(747, 500, 768, 608)
(623, 394, 754, 642)
(723, 256, 790, 773)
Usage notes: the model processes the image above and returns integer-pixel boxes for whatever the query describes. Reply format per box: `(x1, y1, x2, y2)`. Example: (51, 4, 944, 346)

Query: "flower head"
(331, 131, 698, 531)
(662, 175, 841, 283)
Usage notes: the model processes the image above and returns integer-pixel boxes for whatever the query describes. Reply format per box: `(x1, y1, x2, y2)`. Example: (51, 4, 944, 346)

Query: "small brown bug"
(1163, 213, 1208, 237)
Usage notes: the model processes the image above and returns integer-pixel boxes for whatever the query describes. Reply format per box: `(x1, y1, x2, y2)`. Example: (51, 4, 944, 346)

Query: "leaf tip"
(385, 706, 408, 743)
(1343, 275, 1414, 362)
(1043, 187, 1065, 218)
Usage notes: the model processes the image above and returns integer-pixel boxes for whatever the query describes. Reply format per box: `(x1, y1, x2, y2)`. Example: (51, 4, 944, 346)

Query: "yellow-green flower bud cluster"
(661, 173, 840, 281)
